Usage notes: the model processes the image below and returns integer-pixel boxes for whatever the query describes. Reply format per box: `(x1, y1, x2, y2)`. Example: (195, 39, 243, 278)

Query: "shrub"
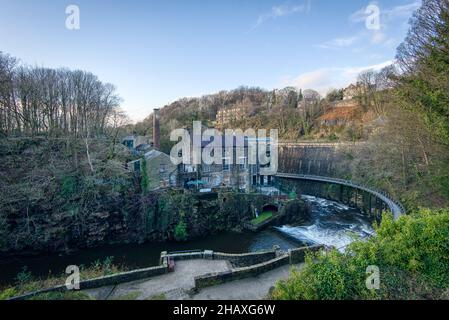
(174, 220, 188, 242)
(102, 256, 115, 276)
(29, 291, 92, 300)
(61, 176, 77, 199)
(15, 266, 33, 286)
(0, 288, 18, 300)
(271, 209, 449, 300)
(0, 258, 125, 300)
(140, 158, 149, 194)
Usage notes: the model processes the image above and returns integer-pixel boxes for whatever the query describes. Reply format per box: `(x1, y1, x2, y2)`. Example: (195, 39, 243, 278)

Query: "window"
(238, 157, 247, 170)
(223, 157, 230, 172)
(202, 164, 211, 173)
(184, 165, 196, 173)
(125, 140, 134, 149)
(133, 161, 141, 173)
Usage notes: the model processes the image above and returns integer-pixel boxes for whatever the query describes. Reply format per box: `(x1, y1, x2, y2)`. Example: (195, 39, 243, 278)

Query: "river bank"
(0, 195, 373, 288)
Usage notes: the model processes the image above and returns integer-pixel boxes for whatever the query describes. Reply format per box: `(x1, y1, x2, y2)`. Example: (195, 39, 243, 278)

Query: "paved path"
(83, 259, 302, 300)
(191, 263, 304, 300)
(84, 259, 231, 300)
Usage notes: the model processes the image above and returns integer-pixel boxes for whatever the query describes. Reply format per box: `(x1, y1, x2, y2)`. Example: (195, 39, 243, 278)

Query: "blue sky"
(0, 0, 420, 121)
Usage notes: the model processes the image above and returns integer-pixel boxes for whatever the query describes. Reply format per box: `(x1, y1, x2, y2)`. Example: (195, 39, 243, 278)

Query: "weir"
(274, 173, 406, 219)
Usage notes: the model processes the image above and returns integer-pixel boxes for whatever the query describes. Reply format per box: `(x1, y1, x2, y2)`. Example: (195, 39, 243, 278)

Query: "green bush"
(15, 266, 33, 286)
(29, 291, 92, 300)
(61, 176, 77, 199)
(0, 288, 18, 300)
(288, 190, 297, 200)
(271, 209, 449, 300)
(140, 158, 149, 194)
(174, 220, 188, 242)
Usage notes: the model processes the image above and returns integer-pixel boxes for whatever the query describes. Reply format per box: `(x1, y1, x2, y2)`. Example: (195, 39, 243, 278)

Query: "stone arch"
(262, 204, 278, 213)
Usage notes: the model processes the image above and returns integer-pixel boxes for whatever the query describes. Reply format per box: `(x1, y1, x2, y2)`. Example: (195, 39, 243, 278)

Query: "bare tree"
(0, 52, 122, 139)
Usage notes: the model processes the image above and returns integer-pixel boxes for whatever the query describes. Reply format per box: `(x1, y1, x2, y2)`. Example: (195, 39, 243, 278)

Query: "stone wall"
(193, 245, 326, 290)
(194, 255, 290, 289)
(10, 246, 327, 299)
(162, 249, 278, 268)
(161, 250, 204, 262)
(79, 265, 167, 290)
(277, 143, 361, 178)
(214, 251, 277, 268)
(289, 245, 325, 264)
(10, 262, 169, 300)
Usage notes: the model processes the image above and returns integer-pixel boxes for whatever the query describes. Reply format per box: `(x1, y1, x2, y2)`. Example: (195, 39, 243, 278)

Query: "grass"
(146, 293, 167, 300)
(251, 211, 274, 225)
(0, 256, 126, 300)
(29, 291, 93, 300)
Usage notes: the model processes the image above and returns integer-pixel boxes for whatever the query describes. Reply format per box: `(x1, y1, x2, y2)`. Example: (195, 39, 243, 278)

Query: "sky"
(0, 0, 421, 121)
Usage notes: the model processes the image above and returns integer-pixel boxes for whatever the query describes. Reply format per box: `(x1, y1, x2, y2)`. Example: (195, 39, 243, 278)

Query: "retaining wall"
(10, 259, 169, 300)
(10, 245, 327, 299)
(213, 251, 277, 267)
(194, 245, 325, 290)
(289, 245, 325, 264)
(163, 249, 278, 268)
(194, 255, 290, 289)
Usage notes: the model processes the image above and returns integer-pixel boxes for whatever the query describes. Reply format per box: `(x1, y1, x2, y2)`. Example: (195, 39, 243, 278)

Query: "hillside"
(133, 86, 381, 154)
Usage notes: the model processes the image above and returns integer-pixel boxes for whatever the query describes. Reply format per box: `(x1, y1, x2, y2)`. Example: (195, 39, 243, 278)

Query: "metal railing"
(167, 249, 203, 255)
(275, 173, 406, 218)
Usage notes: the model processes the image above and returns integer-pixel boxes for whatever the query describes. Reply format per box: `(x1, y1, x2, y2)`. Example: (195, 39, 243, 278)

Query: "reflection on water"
(0, 195, 374, 286)
(0, 229, 300, 286)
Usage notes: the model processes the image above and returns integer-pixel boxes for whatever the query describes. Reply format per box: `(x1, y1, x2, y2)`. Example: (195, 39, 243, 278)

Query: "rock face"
(1, 208, 135, 255)
(0, 138, 145, 257)
(279, 199, 312, 225)
(0, 189, 299, 258)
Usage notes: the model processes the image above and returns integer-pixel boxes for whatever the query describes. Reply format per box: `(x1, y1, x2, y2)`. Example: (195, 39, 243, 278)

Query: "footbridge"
(274, 173, 406, 219)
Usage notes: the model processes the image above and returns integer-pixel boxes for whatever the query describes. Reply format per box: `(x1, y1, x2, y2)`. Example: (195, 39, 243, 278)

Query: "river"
(0, 195, 375, 286)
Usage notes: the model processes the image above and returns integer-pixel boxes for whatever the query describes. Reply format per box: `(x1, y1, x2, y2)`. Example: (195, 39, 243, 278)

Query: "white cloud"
(281, 60, 393, 95)
(383, 1, 421, 20)
(348, 1, 420, 46)
(349, 1, 420, 24)
(371, 30, 386, 44)
(316, 36, 359, 49)
(349, 6, 371, 24)
(248, 1, 312, 32)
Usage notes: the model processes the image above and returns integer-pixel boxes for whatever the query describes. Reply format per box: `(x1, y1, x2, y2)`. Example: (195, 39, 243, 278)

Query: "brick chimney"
(153, 108, 160, 150)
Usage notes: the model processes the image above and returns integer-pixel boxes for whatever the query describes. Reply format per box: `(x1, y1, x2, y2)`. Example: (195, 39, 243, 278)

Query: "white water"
(275, 195, 375, 252)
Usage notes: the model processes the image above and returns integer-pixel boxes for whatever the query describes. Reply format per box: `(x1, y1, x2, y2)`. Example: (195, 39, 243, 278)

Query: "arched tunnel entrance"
(262, 204, 279, 213)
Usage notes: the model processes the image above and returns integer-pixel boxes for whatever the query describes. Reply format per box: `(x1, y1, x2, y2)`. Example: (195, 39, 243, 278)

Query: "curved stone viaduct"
(275, 173, 406, 219)
(277, 142, 357, 177)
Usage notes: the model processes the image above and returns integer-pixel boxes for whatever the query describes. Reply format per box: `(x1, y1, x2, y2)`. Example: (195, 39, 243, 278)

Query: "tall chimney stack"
(153, 108, 160, 150)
